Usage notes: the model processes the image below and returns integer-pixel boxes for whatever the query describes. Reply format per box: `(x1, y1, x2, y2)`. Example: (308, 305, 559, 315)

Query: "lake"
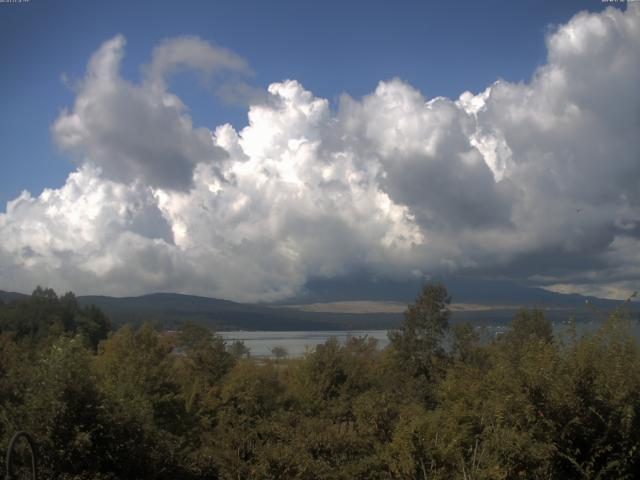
(220, 330, 390, 357)
(220, 319, 640, 358)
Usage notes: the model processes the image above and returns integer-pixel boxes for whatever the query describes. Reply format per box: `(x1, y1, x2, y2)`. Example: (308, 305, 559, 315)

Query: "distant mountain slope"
(291, 274, 625, 309)
(2, 279, 634, 331)
(76, 293, 401, 331)
(0, 290, 27, 303)
(75, 287, 633, 330)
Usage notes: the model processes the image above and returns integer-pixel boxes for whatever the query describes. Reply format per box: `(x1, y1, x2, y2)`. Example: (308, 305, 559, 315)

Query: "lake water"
(220, 330, 390, 357)
(220, 319, 640, 358)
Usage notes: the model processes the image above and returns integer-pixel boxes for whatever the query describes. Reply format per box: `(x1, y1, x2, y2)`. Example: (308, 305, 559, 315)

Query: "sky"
(0, 0, 638, 301)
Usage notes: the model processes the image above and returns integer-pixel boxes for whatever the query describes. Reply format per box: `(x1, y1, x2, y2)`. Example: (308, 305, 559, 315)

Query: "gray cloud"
(336, 83, 514, 230)
(51, 35, 246, 191)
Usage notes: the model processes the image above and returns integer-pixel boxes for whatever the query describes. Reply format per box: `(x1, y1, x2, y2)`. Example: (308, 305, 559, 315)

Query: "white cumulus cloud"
(1, 5, 639, 300)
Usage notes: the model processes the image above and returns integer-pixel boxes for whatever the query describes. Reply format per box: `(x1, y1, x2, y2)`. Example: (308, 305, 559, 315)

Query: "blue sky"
(0, 0, 637, 301)
(0, 0, 613, 209)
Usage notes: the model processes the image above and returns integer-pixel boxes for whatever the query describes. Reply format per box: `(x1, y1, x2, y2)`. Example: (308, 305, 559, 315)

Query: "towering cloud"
(1, 5, 638, 300)
(51, 35, 245, 191)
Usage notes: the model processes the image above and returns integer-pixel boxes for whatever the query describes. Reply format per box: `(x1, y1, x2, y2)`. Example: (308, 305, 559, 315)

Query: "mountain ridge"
(1, 279, 634, 331)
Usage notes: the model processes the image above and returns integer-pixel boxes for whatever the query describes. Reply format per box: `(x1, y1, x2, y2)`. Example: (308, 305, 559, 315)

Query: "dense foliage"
(1, 285, 639, 479)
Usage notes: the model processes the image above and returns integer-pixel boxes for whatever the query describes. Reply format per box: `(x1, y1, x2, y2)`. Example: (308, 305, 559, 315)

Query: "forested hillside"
(1, 285, 639, 479)
(76, 293, 402, 331)
(2, 285, 626, 332)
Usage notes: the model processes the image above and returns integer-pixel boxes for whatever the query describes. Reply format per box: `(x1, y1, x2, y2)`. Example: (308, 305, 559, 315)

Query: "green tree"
(271, 345, 289, 360)
(175, 322, 235, 411)
(388, 283, 451, 403)
(93, 324, 194, 479)
(500, 308, 553, 362)
(450, 322, 485, 366)
(228, 339, 250, 358)
(0, 288, 111, 350)
(5, 336, 110, 479)
(210, 359, 285, 479)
